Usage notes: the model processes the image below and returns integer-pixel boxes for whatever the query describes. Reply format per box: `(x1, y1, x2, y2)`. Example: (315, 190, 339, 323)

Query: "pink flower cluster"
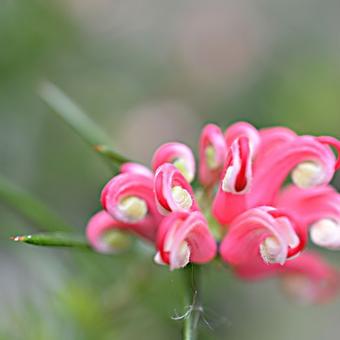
(87, 122, 340, 303)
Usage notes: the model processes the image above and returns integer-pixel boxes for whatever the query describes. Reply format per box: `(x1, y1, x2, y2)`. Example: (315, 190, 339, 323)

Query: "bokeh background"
(1, 0, 340, 339)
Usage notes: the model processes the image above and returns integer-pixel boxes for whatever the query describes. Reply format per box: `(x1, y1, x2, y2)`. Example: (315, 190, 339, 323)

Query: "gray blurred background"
(1, 0, 340, 339)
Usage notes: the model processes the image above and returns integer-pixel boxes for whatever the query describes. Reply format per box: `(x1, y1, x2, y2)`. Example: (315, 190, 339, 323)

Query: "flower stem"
(183, 264, 202, 340)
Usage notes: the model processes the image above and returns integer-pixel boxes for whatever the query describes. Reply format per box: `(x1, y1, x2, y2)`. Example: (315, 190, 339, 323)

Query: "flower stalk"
(183, 264, 202, 340)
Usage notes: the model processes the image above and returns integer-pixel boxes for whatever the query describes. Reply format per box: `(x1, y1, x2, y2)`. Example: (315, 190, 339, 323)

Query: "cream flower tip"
(118, 196, 148, 222)
(291, 161, 325, 189)
(171, 186, 193, 210)
(170, 241, 191, 270)
(100, 230, 131, 253)
(310, 218, 340, 249)
(259, 236, 283, 264)
(173, 158, 193, 182)
(205, 145, 219, 169)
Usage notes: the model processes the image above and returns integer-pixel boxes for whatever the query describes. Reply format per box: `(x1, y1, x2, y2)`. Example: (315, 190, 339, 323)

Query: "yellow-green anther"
(205, 145, 218, 169)
(118, 196, 147, 222)
(171, 186, 193, 210)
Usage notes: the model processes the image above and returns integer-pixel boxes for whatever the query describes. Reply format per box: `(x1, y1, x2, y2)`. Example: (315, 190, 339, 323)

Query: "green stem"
(183, 264, 202, 340)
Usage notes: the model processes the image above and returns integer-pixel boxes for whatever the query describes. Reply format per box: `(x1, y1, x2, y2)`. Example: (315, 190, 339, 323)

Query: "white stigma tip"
(259, 236, 283, 264)
(118, 196, 147, 222)
(170, 241, 191, 270)
(291, 161, 325, 189)
(310, 218, 340, 250)
(171, 186, 193, 210)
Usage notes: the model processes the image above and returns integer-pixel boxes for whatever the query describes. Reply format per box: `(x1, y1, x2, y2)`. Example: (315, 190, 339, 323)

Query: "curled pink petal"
(225, 121, 260, 155)
(220, 207, 304, 269)
(280, 252, 339, 304)
(277, 185, 340, 250)
(212, 136, 253, 225)
(317, 136, 340, 170)
(154, 163, 199, 215)
(251, 135, 336, 206)
(151, 142, 195, 183)
(155, 211, 217, 270)
(120, 162, 153, 179)
(86, 210, 131, 254)
(199, 124, 226, 188)
(101, 173, 161, 231)
(256, 127, 297, 164)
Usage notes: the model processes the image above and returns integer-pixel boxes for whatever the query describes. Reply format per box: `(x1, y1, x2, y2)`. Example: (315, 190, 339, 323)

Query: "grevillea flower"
(154, 163, 199, 215)
(152, 142, 196, 183)
(199, 124, 226, 188)
(86, 122, 340, 302)
(86, 210, 132, 253)
(277, 185, 340, 250)
(154, 211, 216, 270)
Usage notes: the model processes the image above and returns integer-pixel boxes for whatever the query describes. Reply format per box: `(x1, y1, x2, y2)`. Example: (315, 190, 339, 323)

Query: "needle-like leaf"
(11, 231, 90, 249)
(38, 81, 129, 169)
(0, 174, 72, 232)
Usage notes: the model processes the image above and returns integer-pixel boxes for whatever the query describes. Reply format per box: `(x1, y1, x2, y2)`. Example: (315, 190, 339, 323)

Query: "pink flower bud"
(220, 207, 305, 269)
(199, 124, 226, 187)
(280, 252, 339, 304)
(154, 211, 217, 270)
(86, 210, 132, 254)
(120, 162, 154, 179)
(154, 163, 198, 215)
(101, 173, 161, 236)
(152, 142, 196, 183)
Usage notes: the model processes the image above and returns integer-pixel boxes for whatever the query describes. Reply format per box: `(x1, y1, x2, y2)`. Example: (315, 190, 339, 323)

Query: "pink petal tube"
(225, 121, 260, 154)
(154, 163, 199, 215)
(151, 142, 196, 183)
(280, 251, 339, 304)
(86, 210, 132, 254)
(250, 135, 336, 206)
(212, 136, 253, 225)
(220, 207, 304, 269)
(120, 162, 154, 179)
(256, 126, 297, 165)
(277, 185, 340, 250)
(101, 173, 161, 229)
(155, 211, 217, 270)
(198, 124, 226, 188)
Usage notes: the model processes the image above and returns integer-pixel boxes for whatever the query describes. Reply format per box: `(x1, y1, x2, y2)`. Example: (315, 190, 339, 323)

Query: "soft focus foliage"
(2, 0, 340, 339)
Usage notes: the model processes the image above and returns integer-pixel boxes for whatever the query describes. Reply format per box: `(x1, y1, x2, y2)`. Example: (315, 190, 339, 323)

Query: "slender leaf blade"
(0, 174, 71, 232)
(39, 81, 129, 168)
(11, 232, 90, 249)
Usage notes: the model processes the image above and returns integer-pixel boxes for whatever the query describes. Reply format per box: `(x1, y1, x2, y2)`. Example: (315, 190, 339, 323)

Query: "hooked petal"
(152, 142, 195, 183)
(277, 185, 340, 250)
(280, 252, 340, 304)
(250, 135, 336, 206)
(212, 136, 253, 225)
(120, 162, 154, 179)
(86, 210, 132, 254)
(101, 173, 161, 233)
(225, 121, 260, 155)
(154, 163, 198, 215)
(199, 124, 226, 187)
(220, 207, 303, 269)
(156, 211, 217, 270)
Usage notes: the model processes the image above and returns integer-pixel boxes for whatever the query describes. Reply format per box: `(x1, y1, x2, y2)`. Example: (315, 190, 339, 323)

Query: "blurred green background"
(1, 0, 340, 339)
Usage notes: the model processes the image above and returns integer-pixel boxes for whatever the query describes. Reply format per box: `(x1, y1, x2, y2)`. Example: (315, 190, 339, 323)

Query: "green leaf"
(38, 81, 129, 169)
(11, 231, 90, 249)
(0, 174, 72, 232)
